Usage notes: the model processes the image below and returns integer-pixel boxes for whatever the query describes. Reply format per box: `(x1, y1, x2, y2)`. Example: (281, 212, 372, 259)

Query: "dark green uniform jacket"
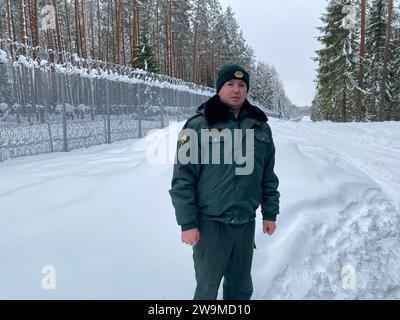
(169, 94, 280, 231)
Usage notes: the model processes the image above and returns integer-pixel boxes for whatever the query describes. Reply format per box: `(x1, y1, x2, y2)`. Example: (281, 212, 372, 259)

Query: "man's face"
(218, 79, 247, 110)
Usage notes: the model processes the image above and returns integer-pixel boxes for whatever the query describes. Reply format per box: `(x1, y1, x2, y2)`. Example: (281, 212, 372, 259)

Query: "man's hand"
(263, 220, 276, 235)
(181, 228, 200, 246)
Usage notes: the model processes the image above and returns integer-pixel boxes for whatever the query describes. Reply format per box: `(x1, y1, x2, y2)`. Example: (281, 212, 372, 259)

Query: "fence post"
(137, 82, 142, 138)
(106, 80, 111, 144)
(102, 79, 107, 143)
(47, 122, 54, 153)
(177, 90, 180, 122)
(59, 72, 68, 152)
(160, 88, 164, 128)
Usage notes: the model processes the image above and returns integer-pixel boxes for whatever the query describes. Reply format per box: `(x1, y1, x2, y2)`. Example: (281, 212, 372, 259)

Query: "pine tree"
(132, 22, 159, 73)
(364, 0, 387, 121)
(208, 0, 226, 84)
(64, 0, 72, 53)
(222, 6, 240, 63)
(191, 0, 209, 84)
(250, 61, 289, 114)
(130, 0, 140, 68)
(220, 6, 255, 77)
(74, 0, 82, 57)
(355, 0, 366, 121)
(0, 0, 294, 117)
(54, 0, 63, 54)
(311, 90, 327, 121)
(250, 62, 275, 109)
(378, 0, 393, 121)
(18, 0, 28, 55)
(5, 0, 15, 52)
(172, 0, 192, 81)
(314, 0, 358, 122)
(386, 3, 400, 120)
(115, 0, 122, 64)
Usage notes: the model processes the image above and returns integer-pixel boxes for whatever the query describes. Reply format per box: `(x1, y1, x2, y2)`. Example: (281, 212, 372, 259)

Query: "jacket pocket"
(253, 130, 270, 178)
(254, 131, 270, 143)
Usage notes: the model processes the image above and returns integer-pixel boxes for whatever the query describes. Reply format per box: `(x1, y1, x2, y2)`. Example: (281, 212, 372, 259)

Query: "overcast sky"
(219, 0, 327, 107)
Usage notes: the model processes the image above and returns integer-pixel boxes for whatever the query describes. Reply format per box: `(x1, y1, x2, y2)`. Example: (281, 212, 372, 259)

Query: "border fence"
(0, 37, 279, 162)
(0, 58, 213, 162)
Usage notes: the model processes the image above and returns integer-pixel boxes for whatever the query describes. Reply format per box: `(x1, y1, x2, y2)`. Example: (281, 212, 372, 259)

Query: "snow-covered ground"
(0, 117, 399, 299)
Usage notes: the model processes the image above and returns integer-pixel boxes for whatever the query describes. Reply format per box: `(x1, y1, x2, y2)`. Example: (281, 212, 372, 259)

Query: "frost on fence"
(0, 61, 211, 161)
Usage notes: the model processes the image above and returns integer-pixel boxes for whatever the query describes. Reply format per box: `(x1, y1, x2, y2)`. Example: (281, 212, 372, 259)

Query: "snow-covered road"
(0, 118, 399, 299)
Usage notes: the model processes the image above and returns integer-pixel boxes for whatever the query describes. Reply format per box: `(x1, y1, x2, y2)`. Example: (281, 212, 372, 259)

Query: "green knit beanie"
(216, 64, 250, 93)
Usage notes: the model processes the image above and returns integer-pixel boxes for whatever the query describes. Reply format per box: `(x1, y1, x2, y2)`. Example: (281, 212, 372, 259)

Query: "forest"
(0, 0, 293, 115)
(313, 0, 400, 122)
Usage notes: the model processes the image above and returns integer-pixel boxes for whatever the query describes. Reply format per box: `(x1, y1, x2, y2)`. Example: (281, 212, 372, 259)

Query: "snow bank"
(0, 118, 399, 299)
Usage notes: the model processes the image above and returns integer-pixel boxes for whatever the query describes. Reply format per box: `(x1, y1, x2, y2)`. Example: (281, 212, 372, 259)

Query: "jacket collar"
(197, 94, 268, 126)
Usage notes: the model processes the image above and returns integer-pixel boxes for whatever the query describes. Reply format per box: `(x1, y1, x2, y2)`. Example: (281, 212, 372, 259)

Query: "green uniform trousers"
(192, 219, 256, 300)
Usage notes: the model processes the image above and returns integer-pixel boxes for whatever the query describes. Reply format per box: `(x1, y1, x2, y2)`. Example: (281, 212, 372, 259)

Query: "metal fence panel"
(0, 62, 212, 161)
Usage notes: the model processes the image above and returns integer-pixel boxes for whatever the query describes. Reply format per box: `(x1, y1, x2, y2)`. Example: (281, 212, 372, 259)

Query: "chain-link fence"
(0, 60, 213, 161)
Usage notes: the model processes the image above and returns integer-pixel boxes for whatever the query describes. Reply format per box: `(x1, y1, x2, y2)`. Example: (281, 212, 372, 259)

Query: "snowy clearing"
(0, 117, 399, 299)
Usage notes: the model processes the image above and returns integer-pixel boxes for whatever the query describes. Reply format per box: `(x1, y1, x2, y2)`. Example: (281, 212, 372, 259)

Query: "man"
(169, 63, 280, 300)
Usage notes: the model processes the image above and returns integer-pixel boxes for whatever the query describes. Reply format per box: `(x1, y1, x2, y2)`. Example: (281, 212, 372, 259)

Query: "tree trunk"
(172, 30, 176, 77)
(81, 0, 88, 59)
(74, 0, 81, 57)
(134, 5, 140, 66)
(47, 28, 56, 63)
(131, 1, 137, 66)
(165, 1, 170, 75)
(6, 0, 15, 58)
(156, 0, 160, 68)
(192, 23, 197, 83)
(28, 0, 39, 59)
(341, 78, 347, 122)
(165, 0, 173, 76)
(111, 0, 115, 64)
(97, 0, 101, 60)
(106, 0, 111, 63)
(52, 0, 63, 62)
(355, 0, 366, 121)
(211, 50, 215, 86)
(121, 7, 126, 66)
(115, 0, 121, 65)
(379, 0, 393, 121)
(64, 0, 72, 54)
(19, 0, 28, 55)
(90, 0, 95, 60)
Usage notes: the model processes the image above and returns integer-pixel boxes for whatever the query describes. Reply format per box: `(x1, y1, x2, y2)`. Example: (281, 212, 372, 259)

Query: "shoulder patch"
(177, 133, 190, 153)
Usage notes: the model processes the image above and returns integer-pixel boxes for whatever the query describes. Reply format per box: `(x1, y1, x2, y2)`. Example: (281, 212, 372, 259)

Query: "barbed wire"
(0, 37, 215, 93)
(0, 60, 210, 161)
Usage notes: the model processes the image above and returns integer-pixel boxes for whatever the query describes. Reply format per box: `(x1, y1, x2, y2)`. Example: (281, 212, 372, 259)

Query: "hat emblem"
(234, 71, 244, 78)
